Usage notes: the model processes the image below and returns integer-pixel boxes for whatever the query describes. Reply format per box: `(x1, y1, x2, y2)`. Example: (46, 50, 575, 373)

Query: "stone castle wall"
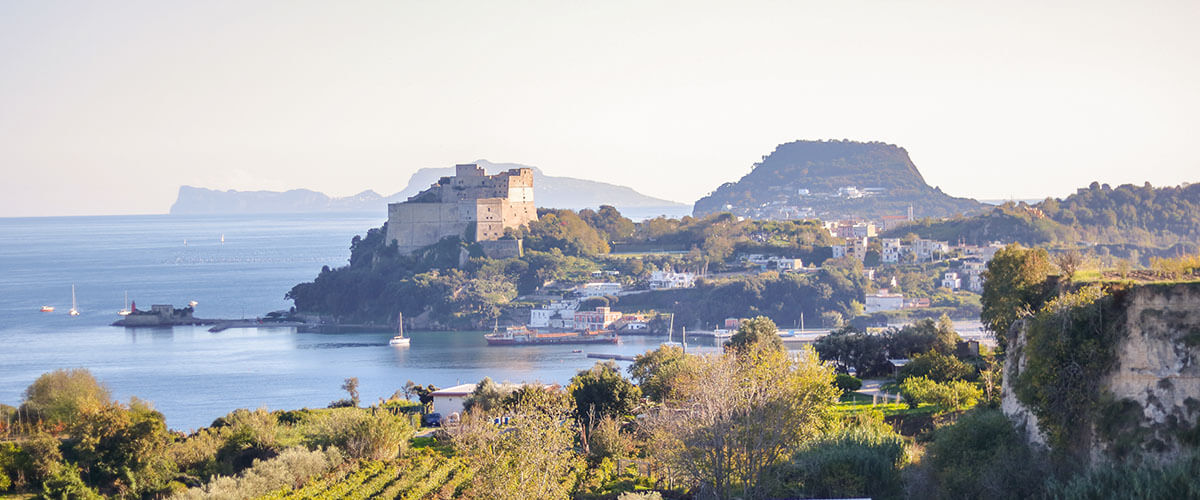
(387, 164, 537, 254)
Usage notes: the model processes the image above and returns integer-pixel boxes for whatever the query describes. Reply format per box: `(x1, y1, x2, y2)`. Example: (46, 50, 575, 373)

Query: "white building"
(942, 272, 962, 290)
(429, 383, 476, 417)
(832, 237, 869, 261)
(912, 239, 949, 262)
(577, 282, 622, 297)
(530, 299, 579, 329)
(648, 270, 696, 290)
(881, 238, 903, 264)
(865, 290, 905, 313)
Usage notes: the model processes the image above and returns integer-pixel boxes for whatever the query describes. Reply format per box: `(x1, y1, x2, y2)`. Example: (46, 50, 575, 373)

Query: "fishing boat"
(69, 285, 80, 317)
(40, 305, 54, 313)
(485, 326, 619, 346)
(118, 291, 132, 316)
(389, 312, 410, 346)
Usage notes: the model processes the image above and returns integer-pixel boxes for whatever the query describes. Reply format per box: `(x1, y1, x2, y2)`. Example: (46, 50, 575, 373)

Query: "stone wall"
(387, 164, 537, 254)
(1002, 282, 1200, 462)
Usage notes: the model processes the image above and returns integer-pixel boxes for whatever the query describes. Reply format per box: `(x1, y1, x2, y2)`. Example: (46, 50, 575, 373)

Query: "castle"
(386, 164, 537, 255)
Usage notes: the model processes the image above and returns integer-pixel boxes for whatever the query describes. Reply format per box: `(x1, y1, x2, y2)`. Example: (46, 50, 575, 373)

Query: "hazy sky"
(1, 1, 1197, 216)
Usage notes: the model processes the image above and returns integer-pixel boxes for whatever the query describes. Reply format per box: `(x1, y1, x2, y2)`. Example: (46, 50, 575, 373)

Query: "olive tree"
(643, 347, 838, 499)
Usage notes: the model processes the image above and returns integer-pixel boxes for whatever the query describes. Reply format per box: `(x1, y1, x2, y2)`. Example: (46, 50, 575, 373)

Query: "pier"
(587, 353, 637, 361)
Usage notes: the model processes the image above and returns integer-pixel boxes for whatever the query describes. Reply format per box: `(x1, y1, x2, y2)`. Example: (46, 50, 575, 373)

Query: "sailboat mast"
(398, 311, 404, 339)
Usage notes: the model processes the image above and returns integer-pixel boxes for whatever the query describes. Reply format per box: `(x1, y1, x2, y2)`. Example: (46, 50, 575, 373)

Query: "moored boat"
(389, 312, 410, 346)
(40, 305, 54, 312)
(69, 284, 80, 317)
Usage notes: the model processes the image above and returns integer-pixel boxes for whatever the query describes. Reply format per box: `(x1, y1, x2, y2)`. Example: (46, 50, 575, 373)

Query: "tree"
(464, 377, 512, 414)
(21, 369, 112, 426)
(411, 384, 439, 410)
(814, 327, 892, 378)
(568, 362, 641, 428)
(65, 398, 175, 496)
(452, 392, 579, 500)
(1054, 249, 1083, 282)
(980, 244, 1052, 352)
(727, 316, 783, 352)
(644, 347, 838, 499)
(341, 378, 360, 407)
(629, 345, 695, 403)
(897, 351, 975, 383)
(402, 380, 418, 401)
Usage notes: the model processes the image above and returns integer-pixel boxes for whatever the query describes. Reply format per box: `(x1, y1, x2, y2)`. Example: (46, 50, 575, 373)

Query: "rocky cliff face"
(1002, 282, 1200, 462)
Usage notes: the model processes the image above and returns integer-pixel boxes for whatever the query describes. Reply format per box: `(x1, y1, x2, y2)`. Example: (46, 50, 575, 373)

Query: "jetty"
(587, 353, 637, 361)
(208, 320, 306, 332)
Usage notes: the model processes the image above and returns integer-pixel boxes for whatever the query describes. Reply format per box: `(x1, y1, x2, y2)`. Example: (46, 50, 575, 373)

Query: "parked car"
(422, 412, 443, 427)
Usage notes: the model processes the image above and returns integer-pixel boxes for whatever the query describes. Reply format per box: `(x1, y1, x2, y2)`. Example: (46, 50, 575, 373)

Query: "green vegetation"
(693, 139, 985, 220)
(814, 315, 961, 377)
(979, 243, 1054, 352)
(286, 205, 860, 328)
(887, 182, 1200, 262)
(1013, 284, 1125, 456)
(919, 409, 1048, 499)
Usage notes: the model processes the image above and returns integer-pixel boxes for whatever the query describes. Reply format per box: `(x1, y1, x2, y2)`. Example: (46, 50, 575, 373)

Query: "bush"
(1044, 452, 1200, 499)
(897, 351, 975, 383)
(833, 374, 863, 395)
(21, 368, 111, 425)
(587, 415, 633, 461)
(899, 376, 980, 412)
(41, 463, 102, 500)
(173, 446, 343, 500)
(771, 418, 908, 500)
(923, 409, 1046, 499)
(305, 408, 413, 460)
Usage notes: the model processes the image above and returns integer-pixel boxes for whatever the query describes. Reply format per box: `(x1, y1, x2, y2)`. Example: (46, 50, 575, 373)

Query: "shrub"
(173, 446, 343, 500)
(1044, 452, 1200, 499)
(899, 376, 980, 412)
(833, 374, 863, 395)
(897, 351, 975, 383)
(305, 408, 414, 460)
(771, 417, 908, 500)
(587, 415, 633, 461)
(21, 368, 111, 425)
(924, 409, 1047, 499)
(41, 462, 102, 500)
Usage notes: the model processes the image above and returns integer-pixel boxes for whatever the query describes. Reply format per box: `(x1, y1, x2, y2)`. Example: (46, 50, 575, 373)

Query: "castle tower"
(386, 164, 537, 256)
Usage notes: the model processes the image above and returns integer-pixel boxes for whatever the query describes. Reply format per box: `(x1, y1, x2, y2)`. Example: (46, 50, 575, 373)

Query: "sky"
(1, 1, 1198, 217)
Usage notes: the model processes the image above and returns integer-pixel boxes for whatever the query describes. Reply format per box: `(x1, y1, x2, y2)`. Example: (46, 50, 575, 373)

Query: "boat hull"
(485, 334, 620, 346)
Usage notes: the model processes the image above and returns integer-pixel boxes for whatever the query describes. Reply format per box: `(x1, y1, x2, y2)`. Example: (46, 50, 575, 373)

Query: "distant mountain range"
(693, 140, 986, 220)
(168, 160, 685, 215)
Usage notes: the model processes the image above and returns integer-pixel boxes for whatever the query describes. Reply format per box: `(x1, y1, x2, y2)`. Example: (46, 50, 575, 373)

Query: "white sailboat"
(661, 313, 682, 348)
(389, 312, 410, 346)
(118, 291, 131, 316)
(69, 285, 80, 317)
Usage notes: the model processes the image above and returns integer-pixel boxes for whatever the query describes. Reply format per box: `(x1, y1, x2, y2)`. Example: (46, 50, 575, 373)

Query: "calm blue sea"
(0, 211, 705, 430)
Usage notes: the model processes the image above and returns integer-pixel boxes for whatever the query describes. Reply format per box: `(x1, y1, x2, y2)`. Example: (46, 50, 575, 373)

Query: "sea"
(0, 207, 707, 431)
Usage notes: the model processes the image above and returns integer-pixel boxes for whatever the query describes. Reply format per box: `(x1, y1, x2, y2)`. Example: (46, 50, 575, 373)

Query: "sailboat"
(69, 285, 80, 317)
(118, 291, 132, 316)
(661, 313, 682, 348)
(389, 312, 410, 346)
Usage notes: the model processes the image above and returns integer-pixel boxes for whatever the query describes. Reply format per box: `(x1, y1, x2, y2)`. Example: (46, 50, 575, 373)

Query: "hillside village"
(312, 162, 997, 338)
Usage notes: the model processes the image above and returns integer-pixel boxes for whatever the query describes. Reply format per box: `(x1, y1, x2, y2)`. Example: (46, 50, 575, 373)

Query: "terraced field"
(258, 451, 472, 500)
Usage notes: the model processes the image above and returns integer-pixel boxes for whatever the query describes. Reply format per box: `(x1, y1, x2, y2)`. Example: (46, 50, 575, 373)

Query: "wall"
(1002, 282, 1200, 462)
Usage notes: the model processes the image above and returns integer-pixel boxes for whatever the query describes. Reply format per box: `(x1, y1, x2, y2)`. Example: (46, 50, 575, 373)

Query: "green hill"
(693, 140, 985, 220)
(885, 182, 1200, 262)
